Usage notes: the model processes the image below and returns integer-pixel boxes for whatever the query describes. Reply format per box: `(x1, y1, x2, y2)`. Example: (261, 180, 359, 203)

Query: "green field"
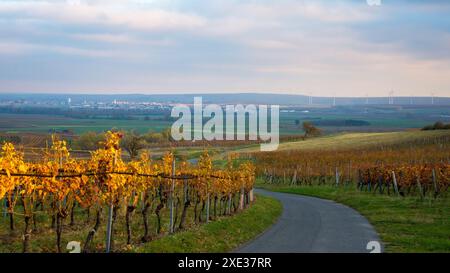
(0, 114, 172, 134)
(0, 108, 443, 136)
(278, 112, 434, 135)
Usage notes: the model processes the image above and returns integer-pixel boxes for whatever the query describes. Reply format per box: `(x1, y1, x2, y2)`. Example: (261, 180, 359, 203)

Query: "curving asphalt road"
(236, 189, 382, 253)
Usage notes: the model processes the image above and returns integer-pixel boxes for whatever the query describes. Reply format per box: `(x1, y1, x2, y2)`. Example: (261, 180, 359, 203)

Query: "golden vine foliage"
(87, 131, 127, 205)
(0, 143, 26, 212)
(0, 130, 256, 220)
(196, 150, 212, 200)
(254, 142, 449, 195)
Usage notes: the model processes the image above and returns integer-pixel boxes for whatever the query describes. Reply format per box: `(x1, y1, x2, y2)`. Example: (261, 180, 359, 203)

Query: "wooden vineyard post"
(169, 158, 176, 233)
(348, 161, 352, 186)
(239, 187, 244, 210)
(57, 151, 64, 253)
(227, 194, 232, 215)
(8, 193, 14, 230)
(291, 170, 297, 186)
(183, 178, 188, 204)
(105, 203, 114, 253)
(416, 176, 424, 200)
(432, 169, 438, 198)
(206, 186, 210, 223)
(335, 167, 340, 187)
(392, 171, 399, 196)
(105, 150, 117, 253)
(378, 175, 382, 194)
(2, 198, 6, 218)
(298, 167, 302, 185)
(357, 169, 362, 190)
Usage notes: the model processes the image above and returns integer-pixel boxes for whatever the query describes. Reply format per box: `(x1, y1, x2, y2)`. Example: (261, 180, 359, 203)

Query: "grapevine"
(0, 131, 256, 253)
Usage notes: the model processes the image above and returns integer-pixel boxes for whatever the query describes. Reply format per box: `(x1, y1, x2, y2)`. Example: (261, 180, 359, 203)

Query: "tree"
(422, 121, 450, 131)
(144, 131, 165, 143)
(303, 122, 321, 138)
(73, 131, 104, 150)
(121, 131, 146, 159)
(161, 128, 173, 142)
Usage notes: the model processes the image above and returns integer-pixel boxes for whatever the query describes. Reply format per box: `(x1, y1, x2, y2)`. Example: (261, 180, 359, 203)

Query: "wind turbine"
(388, 90, 394, 105)
(431, 92, 435, 105)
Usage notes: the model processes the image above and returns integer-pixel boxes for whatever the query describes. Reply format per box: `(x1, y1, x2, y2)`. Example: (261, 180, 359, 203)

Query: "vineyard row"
(0, 132, 256, 253)
(253, 143, 450, 197)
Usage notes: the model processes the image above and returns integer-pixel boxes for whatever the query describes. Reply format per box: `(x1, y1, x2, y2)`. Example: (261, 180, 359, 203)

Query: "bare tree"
(303, 122, 321, 138)
(121, 131, 146, 159)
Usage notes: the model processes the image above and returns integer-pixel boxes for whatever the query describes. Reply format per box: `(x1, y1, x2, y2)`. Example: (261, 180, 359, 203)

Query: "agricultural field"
(1, 103, 448, 136)
(277, 105, 450, 135)
(0, 114, 172, 135)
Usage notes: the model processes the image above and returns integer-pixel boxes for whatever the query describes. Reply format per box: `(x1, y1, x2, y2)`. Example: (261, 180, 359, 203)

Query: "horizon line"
(0, 92, 448, 99)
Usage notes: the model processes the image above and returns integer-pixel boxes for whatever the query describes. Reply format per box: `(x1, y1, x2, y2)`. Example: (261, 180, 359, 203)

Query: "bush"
(422, 121, 450, 131)
(303, 122, 321, 137)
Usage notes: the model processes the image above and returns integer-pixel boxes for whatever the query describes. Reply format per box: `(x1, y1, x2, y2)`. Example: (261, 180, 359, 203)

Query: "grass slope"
(237, 130, 450, 153)
(259, 185, 450, 253)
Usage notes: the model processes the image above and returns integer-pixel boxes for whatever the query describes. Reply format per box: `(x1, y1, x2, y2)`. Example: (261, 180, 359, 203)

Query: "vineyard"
(0, 131, 256, 253)
(254, 134, 450, 198)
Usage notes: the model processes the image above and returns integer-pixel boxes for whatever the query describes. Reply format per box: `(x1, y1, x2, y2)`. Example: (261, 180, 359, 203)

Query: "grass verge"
(135, 195, 282, 253)
(259, 184, 450, 253)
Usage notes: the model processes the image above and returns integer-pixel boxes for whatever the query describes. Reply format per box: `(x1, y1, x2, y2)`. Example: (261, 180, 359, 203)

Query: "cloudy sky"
(0, 0, 449, 97)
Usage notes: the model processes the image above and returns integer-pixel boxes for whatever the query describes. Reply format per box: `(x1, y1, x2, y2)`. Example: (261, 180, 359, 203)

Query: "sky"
(0, 0, 449, 97)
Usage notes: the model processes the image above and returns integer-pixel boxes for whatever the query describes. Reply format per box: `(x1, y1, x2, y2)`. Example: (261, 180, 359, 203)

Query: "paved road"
(236, 189, 382, 253)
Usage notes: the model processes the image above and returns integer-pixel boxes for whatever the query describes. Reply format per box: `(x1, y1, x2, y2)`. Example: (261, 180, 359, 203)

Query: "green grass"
(258, 184, 450, 253)
(135, 195, 282, 253)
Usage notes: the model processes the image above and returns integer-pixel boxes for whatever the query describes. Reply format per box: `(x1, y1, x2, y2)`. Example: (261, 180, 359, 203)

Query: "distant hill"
(0, 93, 449, 106)
(236, 130, 450, 153)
